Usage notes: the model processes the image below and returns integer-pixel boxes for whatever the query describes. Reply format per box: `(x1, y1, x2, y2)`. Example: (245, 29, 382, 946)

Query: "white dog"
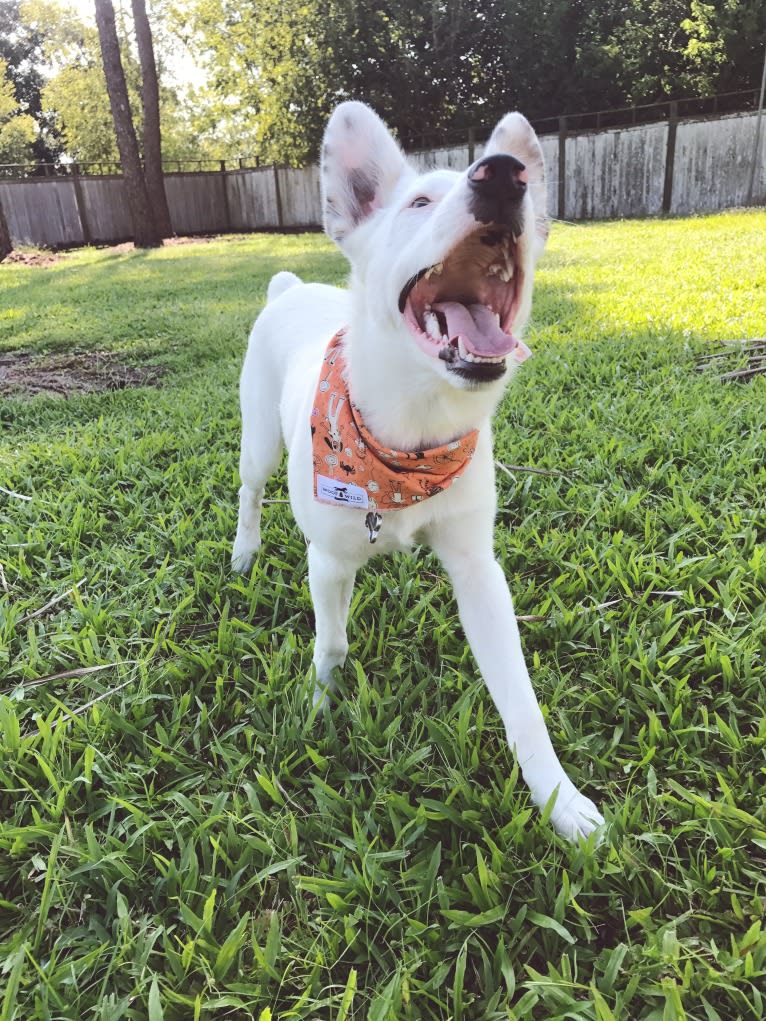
(233, 101, 603, 840)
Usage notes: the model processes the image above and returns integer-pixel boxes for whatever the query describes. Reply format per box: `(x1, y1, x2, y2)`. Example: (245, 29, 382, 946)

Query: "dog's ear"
(484, 113, 549, 247)
(321, 102, 409, 247)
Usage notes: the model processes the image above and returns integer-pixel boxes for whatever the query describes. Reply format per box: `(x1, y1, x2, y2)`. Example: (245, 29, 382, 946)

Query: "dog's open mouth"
(398, 227, 528, 382)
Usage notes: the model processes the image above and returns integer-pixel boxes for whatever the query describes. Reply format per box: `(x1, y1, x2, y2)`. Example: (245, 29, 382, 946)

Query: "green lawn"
(1, 212, 765, 1020)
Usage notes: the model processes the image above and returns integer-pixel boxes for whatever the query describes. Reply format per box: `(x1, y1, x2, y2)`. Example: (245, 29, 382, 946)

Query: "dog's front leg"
(430, 528, 603, 840)
(308, 544, 357, 709)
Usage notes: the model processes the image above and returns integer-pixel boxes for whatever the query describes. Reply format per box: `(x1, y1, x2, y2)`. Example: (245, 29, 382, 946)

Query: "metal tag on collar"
(365, 511, 383, 544)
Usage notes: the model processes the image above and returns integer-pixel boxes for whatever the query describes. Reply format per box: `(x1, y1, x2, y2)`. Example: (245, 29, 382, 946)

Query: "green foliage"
(177, 0, 766, 164)
(0, 57, 36, 165)
(0, 212, 765, 1018)
(0, 0, 59, 161)
(0, 0, 42, 108)
(20, 0, 192, 166)
(7, 0, 766, 168)
(172, 0, 335, 165)
(25, 0, 142, 164)
(42, 60, 125, 163)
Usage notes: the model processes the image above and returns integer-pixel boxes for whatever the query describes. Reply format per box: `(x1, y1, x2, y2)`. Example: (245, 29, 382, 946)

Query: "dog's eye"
(410, 196, 431, 209)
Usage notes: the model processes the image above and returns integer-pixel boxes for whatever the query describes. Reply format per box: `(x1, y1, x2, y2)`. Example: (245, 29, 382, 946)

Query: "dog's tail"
(267, 271, 302, 303)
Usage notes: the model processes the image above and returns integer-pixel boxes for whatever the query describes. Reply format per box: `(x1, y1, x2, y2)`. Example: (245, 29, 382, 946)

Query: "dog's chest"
(320, 500, 437, 559)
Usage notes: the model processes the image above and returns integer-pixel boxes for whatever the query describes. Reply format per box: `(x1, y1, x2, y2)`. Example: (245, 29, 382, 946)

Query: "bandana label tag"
(316, 474, 369, 509)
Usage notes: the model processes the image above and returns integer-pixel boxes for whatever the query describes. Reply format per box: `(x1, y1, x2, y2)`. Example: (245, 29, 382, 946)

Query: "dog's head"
(321, 101, 548, 391)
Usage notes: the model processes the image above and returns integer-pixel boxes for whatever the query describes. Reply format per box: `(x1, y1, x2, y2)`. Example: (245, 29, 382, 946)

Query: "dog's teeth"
(487, 262, 515, 283)
(458, 338, 479, 363)
(424, 310, 442, 341)
(433, 262, 444, 274)
(454, 335, 506, 366)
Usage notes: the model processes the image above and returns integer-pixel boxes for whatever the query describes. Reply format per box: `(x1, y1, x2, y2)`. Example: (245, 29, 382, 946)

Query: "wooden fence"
(0, 110, 763, 249)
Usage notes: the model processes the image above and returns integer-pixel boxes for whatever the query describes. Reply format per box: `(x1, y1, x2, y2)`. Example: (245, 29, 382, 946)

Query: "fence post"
(746, 44, 766, 205)
(468, 126, 475, 165)
(219, 159, 231, 231)
(662, 101, 678, 214)
(70, 163, 92, 245)
(273, 164, 284, 228)
(558, 116, 567, 220)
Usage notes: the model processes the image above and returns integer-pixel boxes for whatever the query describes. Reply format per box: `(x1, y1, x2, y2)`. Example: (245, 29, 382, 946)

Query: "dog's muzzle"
(468, 154, 528, 232)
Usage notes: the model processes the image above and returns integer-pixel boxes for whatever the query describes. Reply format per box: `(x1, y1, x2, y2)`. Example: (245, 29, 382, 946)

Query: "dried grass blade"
(18, 577, 87, 625)
(718, 365, 766, 382)
(0, 485, 32, 501)
(2, 662, 119, 695)
(495, 460, 571, 480)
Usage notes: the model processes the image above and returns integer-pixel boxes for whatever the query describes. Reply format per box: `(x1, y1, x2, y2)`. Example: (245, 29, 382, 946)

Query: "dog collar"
(311, 330, 479, 540)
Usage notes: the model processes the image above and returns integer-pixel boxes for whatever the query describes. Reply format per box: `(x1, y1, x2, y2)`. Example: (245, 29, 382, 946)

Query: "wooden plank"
(225, 168, 280, 229)
(662, 101, 678, 213)
(79, 178, 132, 241)
(0, 179, 83, 246)
(278, 166, 321, 226)
(165, 173, 228, 234)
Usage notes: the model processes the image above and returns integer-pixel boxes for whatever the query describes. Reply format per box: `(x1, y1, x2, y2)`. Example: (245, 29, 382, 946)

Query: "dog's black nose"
(469, 154, 527, 199)
(468, 154, 527, 228)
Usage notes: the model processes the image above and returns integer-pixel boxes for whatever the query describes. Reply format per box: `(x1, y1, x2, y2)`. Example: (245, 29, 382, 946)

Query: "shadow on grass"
(0, 234, 346, 367)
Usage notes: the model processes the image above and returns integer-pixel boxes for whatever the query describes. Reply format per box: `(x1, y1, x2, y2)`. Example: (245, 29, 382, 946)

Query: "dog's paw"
(312, 684, 332, 712)
(548, 788, 604, 843)
(522, 757, 604, 842)
(231, 537, 260, 574)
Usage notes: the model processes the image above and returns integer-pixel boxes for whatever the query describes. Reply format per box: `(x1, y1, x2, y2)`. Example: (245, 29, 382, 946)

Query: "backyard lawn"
(1, 211, 765, 1020)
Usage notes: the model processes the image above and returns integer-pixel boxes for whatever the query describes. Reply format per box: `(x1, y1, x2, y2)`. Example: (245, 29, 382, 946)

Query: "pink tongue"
(433, 302, 518, 357)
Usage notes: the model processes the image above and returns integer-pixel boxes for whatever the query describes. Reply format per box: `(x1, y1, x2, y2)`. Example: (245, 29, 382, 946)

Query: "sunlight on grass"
(1, 212, 765, 1020)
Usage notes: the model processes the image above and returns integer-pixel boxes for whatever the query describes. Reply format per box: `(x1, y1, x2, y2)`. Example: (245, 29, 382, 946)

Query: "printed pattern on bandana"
(311, 330, 480, 512)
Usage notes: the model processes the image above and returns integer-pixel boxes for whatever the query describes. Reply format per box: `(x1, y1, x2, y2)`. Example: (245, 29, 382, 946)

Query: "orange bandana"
(312, 331, 479, 538)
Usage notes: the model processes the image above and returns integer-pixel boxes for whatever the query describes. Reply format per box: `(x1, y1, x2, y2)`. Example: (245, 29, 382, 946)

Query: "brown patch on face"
(402, 227, 520, 318)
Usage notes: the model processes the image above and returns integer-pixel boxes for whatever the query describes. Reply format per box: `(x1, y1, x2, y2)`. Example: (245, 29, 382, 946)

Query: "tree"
(26, 0, 130, 165)
(131, 0, 171, 235)
(576, 0, 766, 109)
(689, 0, 766, 95)
(0, 196, 12, 259)
(21, 0, 184, 193)
(1, 0, 60, 162)
(176, 0, 766, 166)
(94, 0, 161, 247)
(1, 57, 36, 167)
(42, 62, 124, 164)
(37, 6, 193, 169)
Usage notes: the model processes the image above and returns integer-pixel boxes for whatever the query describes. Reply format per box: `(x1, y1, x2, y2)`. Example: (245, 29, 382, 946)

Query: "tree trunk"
(131, 0, 173, 237)
(0, 199, 12, 262)
(94, 0, 161, 248)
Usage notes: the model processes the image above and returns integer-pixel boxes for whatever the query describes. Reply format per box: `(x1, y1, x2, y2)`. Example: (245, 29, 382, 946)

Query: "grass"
(0, 210, 765, 1020)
